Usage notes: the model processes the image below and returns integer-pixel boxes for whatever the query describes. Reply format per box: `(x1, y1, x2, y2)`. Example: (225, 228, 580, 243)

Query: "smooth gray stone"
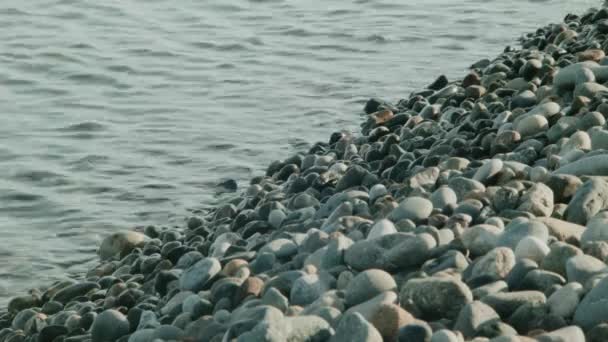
(554, 155, 608, 176)
(481, 291, 546, 318)
(330, 312, 382, 342)
(389, 197, 433, 223)
(453, 301, 500, 338)
(565, 255, 607, 285)
(345, 269, 397, 307)
(536, 326, 585, 342)
(565, 178, 608, 225)
(179, 258, 221, 292)
(91, 309, 130, 342)
(400, 276, 472, 320)
(496, 218, 548, 249)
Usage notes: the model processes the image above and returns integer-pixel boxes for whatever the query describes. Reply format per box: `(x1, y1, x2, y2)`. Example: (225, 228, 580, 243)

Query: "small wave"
(38, 51, 85, 64)
(364, 34, 390, 43)
(68, 42, 95, 50)
(66, 73, 126, 88)
(59, 121, 106, 132)
(1, 191, 44, 202)
(139, 183, 176, 190)
(283, 28, 315, 37)
(13, 170, 70, 186)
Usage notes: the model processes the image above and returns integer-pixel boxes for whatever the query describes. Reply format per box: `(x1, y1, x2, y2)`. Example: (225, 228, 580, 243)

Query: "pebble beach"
(6, 2, 608, 342)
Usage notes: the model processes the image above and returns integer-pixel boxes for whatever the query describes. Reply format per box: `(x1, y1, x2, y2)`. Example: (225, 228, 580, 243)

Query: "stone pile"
(6, 3, 608, 342)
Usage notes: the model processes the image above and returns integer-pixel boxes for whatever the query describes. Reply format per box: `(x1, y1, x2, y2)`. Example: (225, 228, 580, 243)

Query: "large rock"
(515, 114, 548, 137)
(565, 255, 607, 285)
(481, 291, 546, 318)
(536, 217, 585, 245)
(566, 178, 608, 225)
(330, 312, 382, 342)
(469, 247, 516, 281)
(400, 276, 473, 320)
(574, 275, 608, 329)
(291, 273, 335, 306)
(541, 242, 583, 277)
(582, 213, 608, 246)
(517, 183, 554, 217)
(536, 326, 585, 342)
(554, 155, 608, 176)
(281, 316, 334, 341)
(389, 197, 433, 223)
(179, 258, 221, 292)
(473, 159, 504, 184)
(91, 309, 130, 342)
(98, 231, 146, 260)
(514, 236, 550, 264)
(344, 233, 436, 271)
(453, 301, 500, 338)
(496, 218, 548, 249)
(547, 282, 582, 318)
(461, 224, 502, 256)
(345, 269, 397, 307)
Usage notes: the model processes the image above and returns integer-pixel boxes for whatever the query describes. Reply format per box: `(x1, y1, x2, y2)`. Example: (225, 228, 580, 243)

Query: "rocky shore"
(6, 4, 608, 342)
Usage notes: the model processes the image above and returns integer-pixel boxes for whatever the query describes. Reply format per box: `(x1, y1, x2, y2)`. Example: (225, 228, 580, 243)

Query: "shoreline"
(4, 3, 608, 342)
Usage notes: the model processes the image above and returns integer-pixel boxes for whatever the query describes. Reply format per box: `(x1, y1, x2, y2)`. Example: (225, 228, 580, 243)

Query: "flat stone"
(51, 282, 100, 304)
(481, 291, 546, 318)
(179, 258, 221, 292)
(345, 269, 397, 307)
(260, 238, 298, 259)
(555, 155, 608, 176)
(496, 218, 548, 250)
(536, 217, 585, 245)
(574, 273, 608, 328)
(344, 233, 436, 271)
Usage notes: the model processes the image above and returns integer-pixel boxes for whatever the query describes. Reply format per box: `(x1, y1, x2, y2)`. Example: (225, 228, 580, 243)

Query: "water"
(0, 0, 599, 304)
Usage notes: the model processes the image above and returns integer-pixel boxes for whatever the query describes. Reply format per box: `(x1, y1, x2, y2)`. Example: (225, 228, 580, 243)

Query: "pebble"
(400, 276, 473, 320)
(389, 197, 433, 223)
(514, 236, 550, 264)
(515, 115, 548, 138)
(330, 312, 382, 342)
(179, 258, 221, 292)
(90, 309, 130, 342)
(453, 301, 500, 338)
(98, 231, 147, 260)
(547, 282, 582, 318)
(345, 269, 397, 307)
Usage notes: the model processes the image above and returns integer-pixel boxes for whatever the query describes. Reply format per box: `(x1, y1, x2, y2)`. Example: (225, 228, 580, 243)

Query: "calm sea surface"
(0, 0, 599, 304)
